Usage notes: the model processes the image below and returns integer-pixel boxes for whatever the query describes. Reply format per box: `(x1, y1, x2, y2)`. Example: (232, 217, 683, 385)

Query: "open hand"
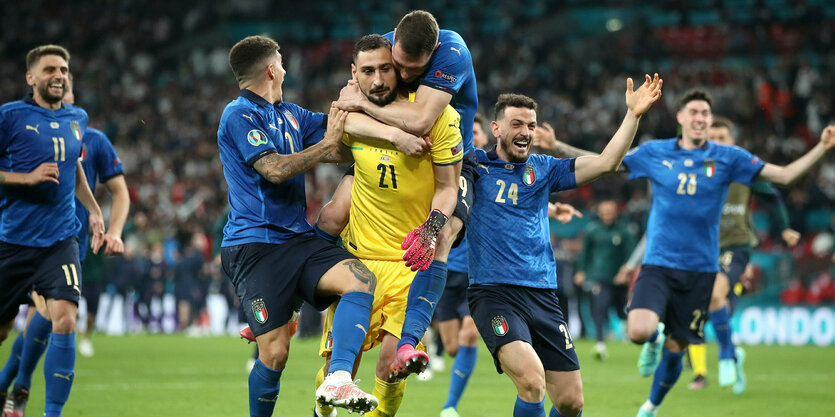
(103, 234, 125, 255)
(334, 80, 365, 112)
(392, 130, 432, 158)
(89, 213, 105, 254)
(625, 73, 663, 117)
(323, 104, 349, 145)
(548, 202, 583, 224)
(533, 122, 557, 151)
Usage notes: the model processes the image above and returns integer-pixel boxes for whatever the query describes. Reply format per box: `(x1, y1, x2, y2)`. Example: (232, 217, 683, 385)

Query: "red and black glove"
(402, 209, 449, 271)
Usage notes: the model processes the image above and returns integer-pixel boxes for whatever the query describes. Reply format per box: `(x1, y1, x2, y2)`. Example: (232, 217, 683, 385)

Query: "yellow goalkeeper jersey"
(340, 93, 462, 260)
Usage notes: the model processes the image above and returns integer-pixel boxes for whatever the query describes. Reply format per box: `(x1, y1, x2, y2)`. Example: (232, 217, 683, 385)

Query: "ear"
(675, 110, 684, 126)
(266, 64, 275, 81)
(434, 41, 441, 51)
(25, 71, 34, 87)
(351, 63, 357, 81)
(491, 120, 501, 139)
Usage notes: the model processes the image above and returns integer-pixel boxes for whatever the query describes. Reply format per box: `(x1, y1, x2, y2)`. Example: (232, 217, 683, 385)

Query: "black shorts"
(221, 234, 354, 337)
(83, 281, 103, 315)
(436, 270, 470, 321)
(628, 264, 716, 344)
(0, 237, 82, 322)
(451, 153, 477, 248)
(468, 284, 579, 374)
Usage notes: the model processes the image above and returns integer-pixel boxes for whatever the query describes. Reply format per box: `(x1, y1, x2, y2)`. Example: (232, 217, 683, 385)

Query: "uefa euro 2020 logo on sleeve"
(247, 129, 268, 146)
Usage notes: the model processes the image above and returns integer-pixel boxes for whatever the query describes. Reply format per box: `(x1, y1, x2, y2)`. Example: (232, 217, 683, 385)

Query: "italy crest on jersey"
(492, 315, 509, 336)
(523, 164, 536, 186)
(325, 331, 333, 350)
(252, 299, 268, 324)
(283, 110, 299, 131)
(70, 121, 82, 141)
(704, 159, 716, 177)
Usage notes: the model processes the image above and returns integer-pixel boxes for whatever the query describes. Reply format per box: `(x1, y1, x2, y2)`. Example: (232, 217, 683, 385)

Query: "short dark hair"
(473, 112, 485, 126)
(229, 36, 280, 84)
(353, 34, 392, 64)
(678, 88, 713, 111)
(494, 94, 538, 120)
(394, 10, 439, 58)
(26, 45, 70, 70)
(711, 116, 734, 131)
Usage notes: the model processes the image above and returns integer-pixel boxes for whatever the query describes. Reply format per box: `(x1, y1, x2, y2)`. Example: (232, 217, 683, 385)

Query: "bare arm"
(253, 107, 348, 183)
(75, 160, 105, 253)
(574, 74, 663, 185)
(337, 82, 452, 136)
(534, 122, 597, 158)
(344, 112, 430, 157)
(757, 125, 835, 185)
(431, 162, 462, 219)
(102, 175, 130, 255)
(319, 142, 354, 164)
(0, 163, 60, 186)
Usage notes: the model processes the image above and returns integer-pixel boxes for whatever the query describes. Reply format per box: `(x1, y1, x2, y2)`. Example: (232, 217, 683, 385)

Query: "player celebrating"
(217, 35, 377, 416)
(685, 117, 799, 393)
(332, 9, 480, 380)
(0, 44, 106, 417)
(623, 89, 835, 417)
(313, 34, 462, 417)
(468, 76, 662, 417)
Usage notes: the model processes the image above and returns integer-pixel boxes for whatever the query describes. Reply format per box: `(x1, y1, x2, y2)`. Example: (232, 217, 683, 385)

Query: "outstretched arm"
(534, 123, 597, 158)
(337, 82, 451, 137)
(574, 74, 663, 185)
(757, 125, 835, 185)
(253, 106, 348, 183)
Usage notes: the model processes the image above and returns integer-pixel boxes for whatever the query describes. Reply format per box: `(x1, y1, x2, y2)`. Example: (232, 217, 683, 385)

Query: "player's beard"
(501, 135, 531, 163)
(37, 80, 64, 105)
(366, 87, 397, 106)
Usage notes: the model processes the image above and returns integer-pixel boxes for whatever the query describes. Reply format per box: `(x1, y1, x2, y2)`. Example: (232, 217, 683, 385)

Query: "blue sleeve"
(727, 146, 765, 186)
(225, 109, 277, 166)
(286, 103, 327, 148)
(546, 156, 577, 193)
(622, 145, 649, 180)
(92, 132, 124, 181)
(0, 108, 8, 153)
(420, 41, 471, 95)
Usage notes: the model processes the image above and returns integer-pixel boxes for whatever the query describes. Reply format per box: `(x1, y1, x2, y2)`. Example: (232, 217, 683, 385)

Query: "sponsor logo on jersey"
(684, 159, 694, 167)
(252, 298, 268, 324)
(283, 110, 299, 131)
(451, 141, 462, 156)
(247, 129, 268, 146)
(25, 124, 39, 134)
(662, 160, 674, 170)
(492, 315, 509, 336)
(450, 46, 462, 56)
(523, 164, 536, 186)
(71, 121, 82, 140)
(434, 70, 457, 84)
(704, 159, 716, 177)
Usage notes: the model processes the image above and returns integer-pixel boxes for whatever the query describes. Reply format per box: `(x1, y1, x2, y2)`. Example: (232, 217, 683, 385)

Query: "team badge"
(504, 164, 514, 170)
(80, 144, 87, 162)
(325, 331, 333, 350)
(492, 315, 509, 336)
(704, 159, 716, 177)
(523, 164, 536, 186)
(247, 129, 268, 146)
(283, 110, 299, 131)
(381, 155, 391, 163)
(50, 121, 60, 129)
(684, 159, 694, 167)
(70, 121, 82, 141)
(251, 299, 268, 324)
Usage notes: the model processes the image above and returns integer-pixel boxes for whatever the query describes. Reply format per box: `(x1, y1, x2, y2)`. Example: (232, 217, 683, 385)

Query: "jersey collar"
(239, 89, 271, 108)
(22, 93, 65, 110)
(486, 145, 501, 161)
(674, 137, 710, 151)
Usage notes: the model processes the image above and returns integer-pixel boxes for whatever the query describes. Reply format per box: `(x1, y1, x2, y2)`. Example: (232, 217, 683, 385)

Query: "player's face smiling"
(708, 126, 735, 146)
(391, 43, 431, 83)
(677, 100, 713, 147)
(271, 51, 286, 102)
(494, 106, 537, 163)
(353, 48, 398, 106)
(27, 54, 69, 107)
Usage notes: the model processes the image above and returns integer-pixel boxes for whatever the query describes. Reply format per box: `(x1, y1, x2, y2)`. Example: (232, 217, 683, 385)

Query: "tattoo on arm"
(253, 142, 335, 184)
(346, 259, 376, 294)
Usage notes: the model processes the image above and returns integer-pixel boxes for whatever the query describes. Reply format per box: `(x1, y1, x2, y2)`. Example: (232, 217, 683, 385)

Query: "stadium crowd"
(2, 0, 833, 333)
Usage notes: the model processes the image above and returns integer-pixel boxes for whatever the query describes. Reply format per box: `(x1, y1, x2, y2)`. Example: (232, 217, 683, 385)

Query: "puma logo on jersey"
(53, 372, 73, 381)
(26, 124, 39, 134)
(461, 199, 470, 214)
(662, 160, 674, 170)
(355, 323, 367, 333)
(418, 296, 436, 308)
(241, 113, 254, 122)
(268, 123, 279, 130)
(450, 47, 461, 56)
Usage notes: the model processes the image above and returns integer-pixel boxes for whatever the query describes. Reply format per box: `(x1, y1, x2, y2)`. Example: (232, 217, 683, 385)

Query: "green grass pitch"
(1, 333, 833, 416)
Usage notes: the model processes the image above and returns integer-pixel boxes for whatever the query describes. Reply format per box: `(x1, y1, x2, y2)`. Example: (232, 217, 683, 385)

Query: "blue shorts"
(0, 237, 82, 322)
(628, 264, 715, 344)
(468, 284, 579, 374)
(221, 234, 354, 337)
(436, 270, 470, 322)
(719, 247, 750, 308)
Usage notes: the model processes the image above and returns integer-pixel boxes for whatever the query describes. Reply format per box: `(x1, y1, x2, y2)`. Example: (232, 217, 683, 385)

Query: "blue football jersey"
(219, 90, 326, 247)
(468, 148, 576, 288)
(0, 96, 88, 247)
(446, 236, 468, 273)
(385, 30, 477, 155)
(622, 138, 765, 272)
(76, 127, 124, 260)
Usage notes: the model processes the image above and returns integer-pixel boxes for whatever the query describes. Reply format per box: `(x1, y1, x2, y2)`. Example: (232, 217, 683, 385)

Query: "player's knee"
(260, 343, 290, 370)
(51, 312, 75, 334)
(709, 294, 725, 311)
(460, 324, 480, 346)
(443, 341, 459, 358)
(628, 326, 652, 344)
(555, 392, 584, 417)
(318, 201, 349, 236)
(343, 260, 377, 295)
(515, 371, 546, 401)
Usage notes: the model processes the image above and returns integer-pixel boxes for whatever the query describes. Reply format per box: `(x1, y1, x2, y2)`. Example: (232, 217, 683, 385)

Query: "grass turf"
(1, 333, 833, 416)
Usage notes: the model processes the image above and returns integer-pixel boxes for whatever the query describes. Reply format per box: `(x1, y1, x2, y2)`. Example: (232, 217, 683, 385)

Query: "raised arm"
(344, 111, 431, 157)
(75, 160, 105, 253)
(756, 125, 835, 186)
(253, 106, 348, 183)
(534, 122, 597, 158)
(337, 82, 451, 137)
(573, 74, 663, 185)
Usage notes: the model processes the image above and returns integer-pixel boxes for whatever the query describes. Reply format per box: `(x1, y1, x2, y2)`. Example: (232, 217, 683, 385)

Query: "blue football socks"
(328, 291, 373, 373)
(398, 261, 447, 350)
(648, 348, 684, 406)
(43, 332, 75, 416)
(514, 396, 545, 417)
(248, 358, 283, 417)
(0, 333, 24, 391)
(443, 345, 478, 410)
(15, 311, 52, 390)
(710, 306, 736, 360)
